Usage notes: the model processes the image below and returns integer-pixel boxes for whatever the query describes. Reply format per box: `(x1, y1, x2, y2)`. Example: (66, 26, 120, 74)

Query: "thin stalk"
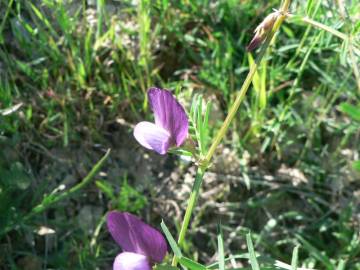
(27, 149, 111, 218)
(204, 6, 289, 165)
(291, 15, 360, 92)
(1, 149, 111, 237)
(300, 16, 347, 40)
(171, 0, 291, 266)
(96, 0, 105, 40)
(0, 0, 14, 43)
(171, 167, 205, 266)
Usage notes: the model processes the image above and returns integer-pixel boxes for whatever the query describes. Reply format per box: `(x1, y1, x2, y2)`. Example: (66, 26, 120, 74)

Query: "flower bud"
(247, 11, 280, 51)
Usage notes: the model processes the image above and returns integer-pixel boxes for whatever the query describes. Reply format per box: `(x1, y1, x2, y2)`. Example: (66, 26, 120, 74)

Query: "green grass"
(0, 0, 359, 269)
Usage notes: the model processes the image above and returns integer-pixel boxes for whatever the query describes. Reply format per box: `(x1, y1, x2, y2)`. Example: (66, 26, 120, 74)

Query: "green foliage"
(117, 177, 147, 213)
(339, 103, 360, 122)
(246, 233, 260, 270)
(96, 175, 147, 214)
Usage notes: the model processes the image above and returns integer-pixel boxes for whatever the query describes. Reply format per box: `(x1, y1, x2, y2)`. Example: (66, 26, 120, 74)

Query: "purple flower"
(134, 87, 189, 155)
(107, 211, 167, 270)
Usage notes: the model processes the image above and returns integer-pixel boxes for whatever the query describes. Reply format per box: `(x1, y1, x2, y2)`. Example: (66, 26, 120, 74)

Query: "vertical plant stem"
(172, 0, 291, 266)
(172, 167, 205, 266)
(0, 0, 14, 43)
(204, 3, 290, 164)
(96, 0, 105, 40)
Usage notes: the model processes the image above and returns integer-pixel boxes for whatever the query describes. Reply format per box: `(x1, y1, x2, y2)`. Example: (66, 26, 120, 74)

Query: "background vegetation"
(0, 0, 359, 269)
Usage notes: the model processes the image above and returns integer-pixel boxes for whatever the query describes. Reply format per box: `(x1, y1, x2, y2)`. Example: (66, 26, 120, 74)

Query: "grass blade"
(246, 233, 260, 270)
(179, 257, 207, 270)
(217, 223, 225, 270)
(336, 259, 346, 270)
(29, 149, 111, 216)
(296, 234, 333, 269)
(160, 220, 182, 258)
(291, 245, 300, 270)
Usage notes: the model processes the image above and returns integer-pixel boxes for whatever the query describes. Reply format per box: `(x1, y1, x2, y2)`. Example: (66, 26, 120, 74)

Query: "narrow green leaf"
(95, 180, 115, 200)
(96, 0, 105, 39)
(291, 245, 300, 270)
(207, 254, 251, 269)
(154, 265, 179, 270)
(306, 0, 314, 15)
(296, 234, 333, 269)
(339, 103, 360, 122)
(217, 223, 225, 270)
(248, 54, 261, 94)
(0, 0, 14, 44)
(259, 59, 267, 109)
(197, 95, 203, 153)
(29, 3, 57, 37)
(336, 259, 346, 270)
(63, 112, 69, 147)
(160, 220, 182, 258)
(179, 257, 207, 270)
(202, 101, 212, 153)
(246, 233, 260, 270)
(352, 160, 360, 172)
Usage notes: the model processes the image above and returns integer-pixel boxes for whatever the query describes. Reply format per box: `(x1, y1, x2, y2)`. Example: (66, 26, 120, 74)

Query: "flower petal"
(148, 87, 189, 147)
(134, 121, 171, 155)
(113, 252, 151, 270)
(107, 211, 167, 263)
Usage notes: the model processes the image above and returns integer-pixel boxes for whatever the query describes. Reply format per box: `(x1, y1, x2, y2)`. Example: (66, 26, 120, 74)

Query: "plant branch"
(204, 3, 290, 165)
(28, 149, 111, 218)
(171, 0, 292, 266)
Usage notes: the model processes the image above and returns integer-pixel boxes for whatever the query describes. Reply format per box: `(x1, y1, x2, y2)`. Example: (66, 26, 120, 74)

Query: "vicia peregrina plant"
(105, 0, 329, 269)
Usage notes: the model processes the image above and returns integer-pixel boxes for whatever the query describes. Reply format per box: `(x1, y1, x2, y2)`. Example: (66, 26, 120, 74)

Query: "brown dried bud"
(246, 11, 279, 51)
(258, 12, 279, 32)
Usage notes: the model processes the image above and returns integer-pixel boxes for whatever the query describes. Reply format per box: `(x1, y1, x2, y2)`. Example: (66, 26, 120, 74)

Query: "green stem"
(27, 149, 111, 219)
(2, 149, 111, 237)
(299, 16, 348, 41)
(204, 6, 289, 165)
(172, 167, 205, 266)
(172, 0, 291, 266)
(0, 0, 14, 43)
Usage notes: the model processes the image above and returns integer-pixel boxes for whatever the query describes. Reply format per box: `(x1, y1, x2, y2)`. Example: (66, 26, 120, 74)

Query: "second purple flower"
(107, 211, 167, 270)
(134, 87, 189, 155)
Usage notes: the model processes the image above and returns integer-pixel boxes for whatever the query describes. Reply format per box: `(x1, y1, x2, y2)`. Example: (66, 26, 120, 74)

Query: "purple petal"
(107, 211, 167, 263)
(113, 252, 151, 270)
(148, 87, 189, 147)
(134, 121, 171, 155)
